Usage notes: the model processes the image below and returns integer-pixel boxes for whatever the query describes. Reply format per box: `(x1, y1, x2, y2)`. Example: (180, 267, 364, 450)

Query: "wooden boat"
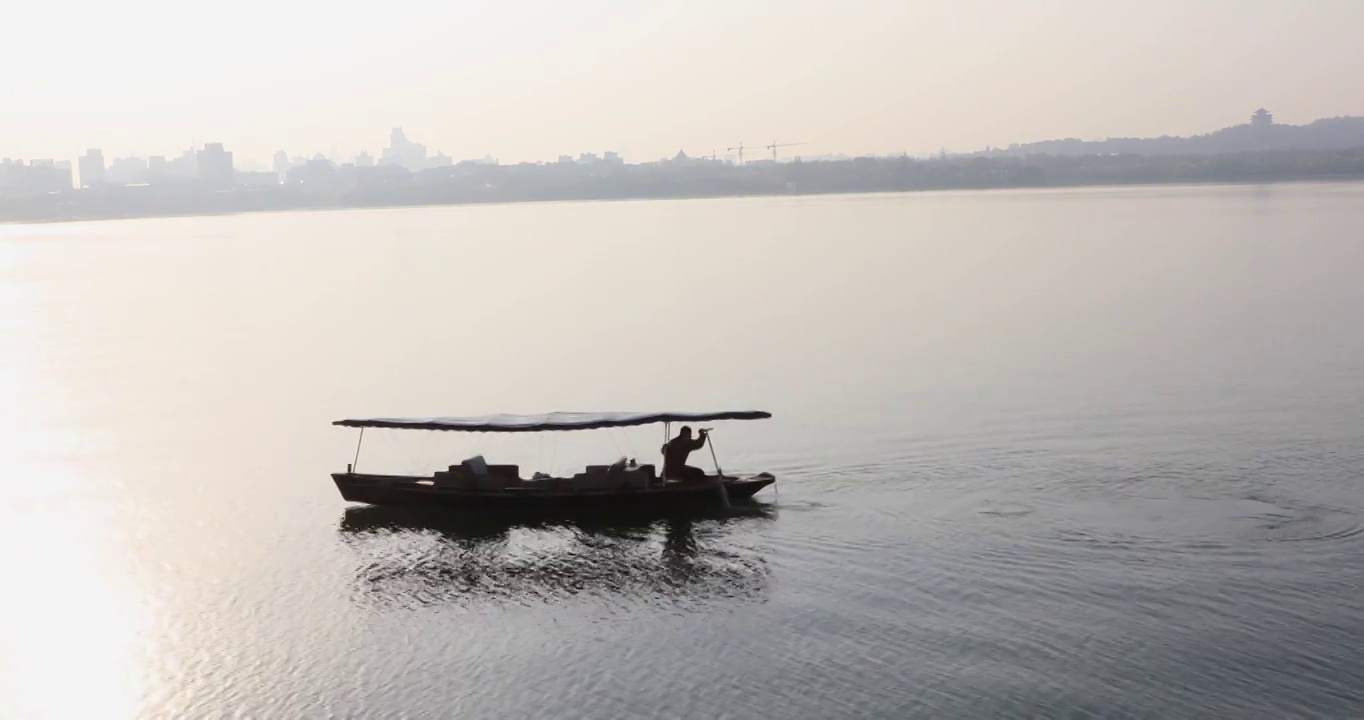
(331, 410, 774, 511)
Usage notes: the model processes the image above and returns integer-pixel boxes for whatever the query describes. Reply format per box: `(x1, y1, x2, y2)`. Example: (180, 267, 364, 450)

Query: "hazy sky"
(4, 0, 1362, 165)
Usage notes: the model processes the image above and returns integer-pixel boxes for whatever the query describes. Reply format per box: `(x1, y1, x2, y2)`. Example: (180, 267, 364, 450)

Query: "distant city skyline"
(4, 0, 1362, 166)
(6, 105, 1364, 180)
(7, 106, 1364, 224)
(7, 106, 1364, 198)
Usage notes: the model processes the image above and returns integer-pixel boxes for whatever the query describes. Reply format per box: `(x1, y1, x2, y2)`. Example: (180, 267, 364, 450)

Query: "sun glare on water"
(0, 242, 152, 720)
(0, 465, 152, 720)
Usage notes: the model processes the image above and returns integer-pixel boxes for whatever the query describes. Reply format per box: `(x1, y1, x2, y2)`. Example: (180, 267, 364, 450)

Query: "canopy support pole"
(705, 431, 730, 509)
(657, 422, 672, 490)
(351, 428, 365, 474)
(662, 422, 671, 460)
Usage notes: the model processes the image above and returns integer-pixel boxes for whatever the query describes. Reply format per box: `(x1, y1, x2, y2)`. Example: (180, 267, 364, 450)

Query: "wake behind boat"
(331, 410, 775, 511)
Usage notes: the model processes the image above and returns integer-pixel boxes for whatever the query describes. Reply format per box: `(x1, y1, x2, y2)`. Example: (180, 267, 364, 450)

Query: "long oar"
(704, 430, 730, 509)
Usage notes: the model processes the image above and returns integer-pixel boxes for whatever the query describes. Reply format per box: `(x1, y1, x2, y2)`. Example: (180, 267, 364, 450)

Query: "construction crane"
(726, 141, 746, 165)
(766, 141, 805, 162)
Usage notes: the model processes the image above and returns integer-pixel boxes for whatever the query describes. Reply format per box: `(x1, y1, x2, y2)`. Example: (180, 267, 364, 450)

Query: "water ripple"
(337, 508, 775, 611)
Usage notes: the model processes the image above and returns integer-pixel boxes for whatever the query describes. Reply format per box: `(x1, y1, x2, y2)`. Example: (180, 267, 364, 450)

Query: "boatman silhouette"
(661, 426, 709, 482)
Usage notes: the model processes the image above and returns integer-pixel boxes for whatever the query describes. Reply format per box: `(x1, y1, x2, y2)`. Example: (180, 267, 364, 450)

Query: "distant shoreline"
(5, 172, 1363, 228)
(8, 112, 1364, 227)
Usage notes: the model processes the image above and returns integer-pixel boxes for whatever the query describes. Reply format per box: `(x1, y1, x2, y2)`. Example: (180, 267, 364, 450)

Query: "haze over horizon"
(5, 0, 1362, 165)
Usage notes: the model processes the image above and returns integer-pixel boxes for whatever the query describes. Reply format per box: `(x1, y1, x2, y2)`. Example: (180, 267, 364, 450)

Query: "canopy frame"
(333, 410, 771, 434)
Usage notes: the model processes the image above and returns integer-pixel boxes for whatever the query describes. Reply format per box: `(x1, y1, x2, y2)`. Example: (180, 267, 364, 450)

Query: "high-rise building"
(148, 156, 168, 183)
(354, 150, 374, 168)
(381, 128, 428, 172)
(0, 158, 73, 196)
(165, 149, 197, 179)
(197, 143, 234, 188)
(55, 160, 73, 189)
(273, 150, 289, 178)
(108, 156, 149, 185)
(78, 149, 106, 188)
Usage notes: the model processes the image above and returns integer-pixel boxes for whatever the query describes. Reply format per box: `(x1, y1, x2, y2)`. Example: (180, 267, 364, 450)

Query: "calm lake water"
(2, 185, 1363, 719)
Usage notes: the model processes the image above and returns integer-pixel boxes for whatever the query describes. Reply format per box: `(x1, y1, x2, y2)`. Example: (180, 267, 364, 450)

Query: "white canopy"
(333, 411, 771, 433)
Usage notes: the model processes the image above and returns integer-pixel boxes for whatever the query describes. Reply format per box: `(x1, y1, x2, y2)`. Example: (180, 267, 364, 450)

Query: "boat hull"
(332, 472, 775, 511)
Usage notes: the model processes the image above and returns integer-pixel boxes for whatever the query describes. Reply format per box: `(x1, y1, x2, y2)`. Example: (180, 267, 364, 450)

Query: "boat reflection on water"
(337, 504, 776, 610)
